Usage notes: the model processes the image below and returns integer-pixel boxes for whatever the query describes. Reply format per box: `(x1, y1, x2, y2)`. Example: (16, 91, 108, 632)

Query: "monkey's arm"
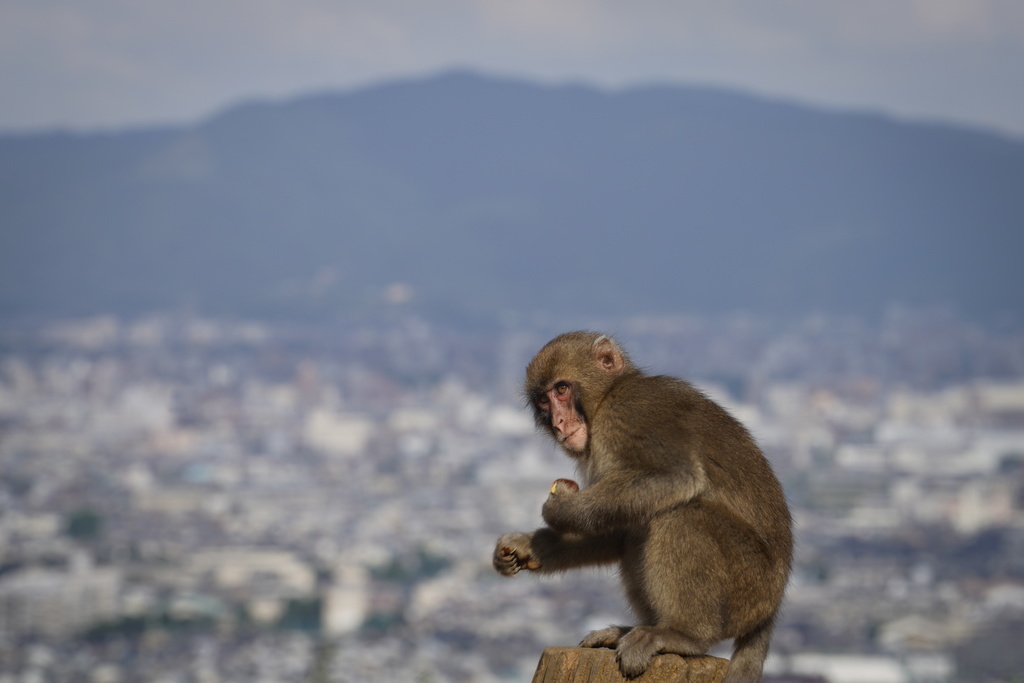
(541, 466, 706, 535)
(493, 528, 625, 576)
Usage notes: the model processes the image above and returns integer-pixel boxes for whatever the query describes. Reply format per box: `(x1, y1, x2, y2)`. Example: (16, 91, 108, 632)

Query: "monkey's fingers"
(497, 546, 541, 573)
(494, 547, 522, 576)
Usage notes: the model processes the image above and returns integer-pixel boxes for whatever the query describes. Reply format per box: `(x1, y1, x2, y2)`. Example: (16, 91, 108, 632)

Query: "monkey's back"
(593, 374, 792, 641)
(596, 373, 793, 588)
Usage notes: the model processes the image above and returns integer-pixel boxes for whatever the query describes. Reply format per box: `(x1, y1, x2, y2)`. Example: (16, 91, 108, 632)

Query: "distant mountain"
(2, 70, 1022, 323)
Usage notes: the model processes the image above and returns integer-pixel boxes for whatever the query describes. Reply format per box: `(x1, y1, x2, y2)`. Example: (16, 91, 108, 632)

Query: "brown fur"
(493, 331, 792, 682)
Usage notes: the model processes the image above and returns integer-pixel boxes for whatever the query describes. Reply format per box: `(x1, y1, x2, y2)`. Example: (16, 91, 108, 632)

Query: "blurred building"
(0, 554, 120, 638)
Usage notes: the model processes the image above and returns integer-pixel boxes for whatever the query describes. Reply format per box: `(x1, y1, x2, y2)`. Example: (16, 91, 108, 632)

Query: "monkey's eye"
(555, 382, 570, 396)
(535, 394, 549, 409)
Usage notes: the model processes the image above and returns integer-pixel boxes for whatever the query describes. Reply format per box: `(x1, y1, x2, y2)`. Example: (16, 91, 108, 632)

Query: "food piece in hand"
(549, 478, 580, 495)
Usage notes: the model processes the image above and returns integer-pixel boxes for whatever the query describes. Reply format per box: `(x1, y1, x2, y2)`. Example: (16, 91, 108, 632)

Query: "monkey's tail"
(725, 618, 775, 683)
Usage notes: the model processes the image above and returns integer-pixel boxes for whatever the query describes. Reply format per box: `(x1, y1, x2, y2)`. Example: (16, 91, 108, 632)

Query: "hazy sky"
(2, 0, 1023, 136)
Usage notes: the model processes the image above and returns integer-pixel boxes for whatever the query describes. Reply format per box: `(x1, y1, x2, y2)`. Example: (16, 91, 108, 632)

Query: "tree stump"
(531, 647, 729, 683)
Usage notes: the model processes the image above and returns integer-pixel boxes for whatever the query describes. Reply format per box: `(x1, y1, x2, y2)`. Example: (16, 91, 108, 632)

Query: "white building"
(0, 555, 120, 638)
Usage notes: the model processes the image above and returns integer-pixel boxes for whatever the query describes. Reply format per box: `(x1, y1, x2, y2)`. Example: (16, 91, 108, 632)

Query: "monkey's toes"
(615, 644, 654, 680)
(580, 626, 627, 649)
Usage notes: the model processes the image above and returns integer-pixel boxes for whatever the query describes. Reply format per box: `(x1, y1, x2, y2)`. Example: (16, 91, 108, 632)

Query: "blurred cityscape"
(1, 309, 1023, 683)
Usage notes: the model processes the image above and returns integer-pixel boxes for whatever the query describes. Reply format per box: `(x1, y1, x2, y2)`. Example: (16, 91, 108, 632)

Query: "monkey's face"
(533, 380, 589, 453)
(526, 332, 631, 455)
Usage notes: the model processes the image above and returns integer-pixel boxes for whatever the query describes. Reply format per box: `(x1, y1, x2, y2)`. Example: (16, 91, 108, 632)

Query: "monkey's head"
(525, 331, 633, 454)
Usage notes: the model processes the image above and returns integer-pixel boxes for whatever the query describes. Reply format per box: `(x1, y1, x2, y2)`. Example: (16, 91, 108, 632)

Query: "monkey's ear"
(592, 335, 626, 376)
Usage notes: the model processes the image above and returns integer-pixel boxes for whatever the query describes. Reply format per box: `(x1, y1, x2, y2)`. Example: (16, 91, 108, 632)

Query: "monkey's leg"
(615, 625, 715, 679)
(609, 507, 730, 678)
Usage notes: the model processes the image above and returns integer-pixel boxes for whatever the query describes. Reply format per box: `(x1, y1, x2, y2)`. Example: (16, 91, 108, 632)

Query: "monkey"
(493, 331, 792, 682)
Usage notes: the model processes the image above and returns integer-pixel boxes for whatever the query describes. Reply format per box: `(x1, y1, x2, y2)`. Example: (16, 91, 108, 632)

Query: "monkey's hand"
(493, 532, 540, 576)
(542, 479, 583, 533)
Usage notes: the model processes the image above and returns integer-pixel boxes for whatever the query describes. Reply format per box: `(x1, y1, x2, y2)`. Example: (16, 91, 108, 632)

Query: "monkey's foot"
(615, 626, 713, 679)
(580, 625, 632, 649)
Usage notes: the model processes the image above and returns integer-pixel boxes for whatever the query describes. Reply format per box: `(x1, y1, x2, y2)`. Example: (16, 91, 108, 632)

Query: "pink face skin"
(536, 381, 588, 452)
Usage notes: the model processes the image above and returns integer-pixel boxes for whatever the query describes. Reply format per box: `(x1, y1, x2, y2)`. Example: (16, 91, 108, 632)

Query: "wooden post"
(531, 647, 729, 683)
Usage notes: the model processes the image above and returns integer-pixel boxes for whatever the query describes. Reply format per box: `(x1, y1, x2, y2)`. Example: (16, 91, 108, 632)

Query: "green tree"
(65, 508, 103, 541)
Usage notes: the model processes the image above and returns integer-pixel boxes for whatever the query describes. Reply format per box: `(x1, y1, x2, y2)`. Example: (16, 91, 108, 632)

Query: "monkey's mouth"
(556, 426, 587, 451)
(556, 428, 579, 443)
